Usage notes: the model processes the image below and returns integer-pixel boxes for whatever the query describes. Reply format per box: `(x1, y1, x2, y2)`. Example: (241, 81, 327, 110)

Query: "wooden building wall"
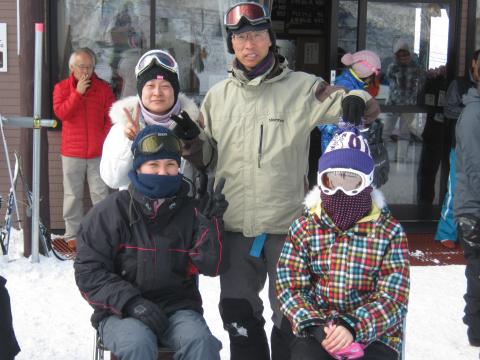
(0, 0, 24, 232)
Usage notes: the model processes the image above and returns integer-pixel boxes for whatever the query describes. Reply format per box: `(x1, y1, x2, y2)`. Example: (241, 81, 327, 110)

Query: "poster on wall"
(0, 23, 6, 72)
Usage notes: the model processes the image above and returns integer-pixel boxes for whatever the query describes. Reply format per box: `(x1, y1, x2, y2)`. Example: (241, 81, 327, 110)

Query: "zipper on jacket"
(258, 124, 264, 168)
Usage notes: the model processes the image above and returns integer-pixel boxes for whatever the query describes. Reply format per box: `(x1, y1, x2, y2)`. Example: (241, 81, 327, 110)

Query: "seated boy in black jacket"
(74, 125, 227, 360)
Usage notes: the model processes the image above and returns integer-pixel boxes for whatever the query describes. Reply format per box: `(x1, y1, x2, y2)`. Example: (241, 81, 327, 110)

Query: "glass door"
(332, 0, 456, 220)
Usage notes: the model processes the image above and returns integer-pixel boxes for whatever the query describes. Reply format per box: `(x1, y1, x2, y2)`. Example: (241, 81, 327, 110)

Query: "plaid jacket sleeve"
(276, 217, 326, 336)
(344, 223, 410, 343)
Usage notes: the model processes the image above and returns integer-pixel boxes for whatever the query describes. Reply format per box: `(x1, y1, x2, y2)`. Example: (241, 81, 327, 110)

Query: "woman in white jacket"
(100, 49, 201, 190)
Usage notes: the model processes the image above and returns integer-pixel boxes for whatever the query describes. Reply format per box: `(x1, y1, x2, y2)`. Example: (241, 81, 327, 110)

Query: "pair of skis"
(0, 113, 21, 257)
(0, 115, 72, 260)
(0, 154, 19, 256)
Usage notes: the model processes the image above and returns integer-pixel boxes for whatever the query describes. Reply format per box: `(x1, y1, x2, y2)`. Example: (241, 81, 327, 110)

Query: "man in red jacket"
(53, 47, 115, 252)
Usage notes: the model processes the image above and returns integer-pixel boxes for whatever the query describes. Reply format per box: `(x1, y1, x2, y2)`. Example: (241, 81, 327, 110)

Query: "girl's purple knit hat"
(318, 126, 375, 176)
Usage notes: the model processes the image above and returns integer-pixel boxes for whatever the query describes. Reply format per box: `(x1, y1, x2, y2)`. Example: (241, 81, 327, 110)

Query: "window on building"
(56, 0, 272, 103)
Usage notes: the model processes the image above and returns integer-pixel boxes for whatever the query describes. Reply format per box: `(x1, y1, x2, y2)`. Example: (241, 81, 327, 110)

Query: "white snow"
(0, 230, 478, 360)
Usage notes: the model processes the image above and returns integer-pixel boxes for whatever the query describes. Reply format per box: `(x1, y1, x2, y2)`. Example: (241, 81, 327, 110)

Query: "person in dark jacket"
(53, 47, 116, 252)
(454, 80, 480, 347)
(74, 125, 227, 360)
(0, 276, 21, 360)
(434, 50, 480, 249)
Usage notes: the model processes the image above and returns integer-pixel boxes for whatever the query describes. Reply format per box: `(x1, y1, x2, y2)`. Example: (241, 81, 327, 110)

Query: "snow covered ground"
(0, 230, 479, 360)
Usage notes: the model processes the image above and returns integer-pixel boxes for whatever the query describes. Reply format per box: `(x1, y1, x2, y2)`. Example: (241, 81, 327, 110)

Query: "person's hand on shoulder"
(341, 95, 366, 126)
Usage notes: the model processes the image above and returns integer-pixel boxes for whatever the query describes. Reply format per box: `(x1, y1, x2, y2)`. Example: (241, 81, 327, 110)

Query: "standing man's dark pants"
(219, 232, 295, 360)
(417, 114, 444, 204)
(0, 276, 21, 359)
(458, 217, 480, 346)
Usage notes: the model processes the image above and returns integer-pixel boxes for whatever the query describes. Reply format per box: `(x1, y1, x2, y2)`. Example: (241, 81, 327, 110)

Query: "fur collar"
(304, 186, 387, 211)
(109, 93, 200, 126)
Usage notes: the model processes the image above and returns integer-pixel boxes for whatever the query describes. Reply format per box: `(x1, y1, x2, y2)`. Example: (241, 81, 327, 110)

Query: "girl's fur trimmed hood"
(304, 186, 387, 211)
(108, 93, 200, 126)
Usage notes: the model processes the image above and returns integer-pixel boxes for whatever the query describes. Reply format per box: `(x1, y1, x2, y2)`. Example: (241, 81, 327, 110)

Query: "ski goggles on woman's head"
(318, 168, 373, 196)
(135, 50, 179, 78)
(224, 2, 270, 30)
(133, 132, 182, 157)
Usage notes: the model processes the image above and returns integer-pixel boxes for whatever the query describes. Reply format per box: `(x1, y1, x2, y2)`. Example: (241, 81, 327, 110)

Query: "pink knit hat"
(341, 50, 381, 79)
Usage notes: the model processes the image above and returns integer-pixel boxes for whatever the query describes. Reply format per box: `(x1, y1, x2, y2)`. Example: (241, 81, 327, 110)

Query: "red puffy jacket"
(53, 73, 115, 159)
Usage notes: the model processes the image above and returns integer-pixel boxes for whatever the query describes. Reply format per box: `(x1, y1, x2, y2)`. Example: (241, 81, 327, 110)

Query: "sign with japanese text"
(0, 23, 6, 72)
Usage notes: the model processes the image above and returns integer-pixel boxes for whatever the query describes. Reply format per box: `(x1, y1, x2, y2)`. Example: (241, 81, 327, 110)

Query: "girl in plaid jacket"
(276, 126, 410, 360)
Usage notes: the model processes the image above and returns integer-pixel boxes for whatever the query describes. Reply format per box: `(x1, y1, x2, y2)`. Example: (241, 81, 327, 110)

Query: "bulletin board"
(271, 0, 326, 36)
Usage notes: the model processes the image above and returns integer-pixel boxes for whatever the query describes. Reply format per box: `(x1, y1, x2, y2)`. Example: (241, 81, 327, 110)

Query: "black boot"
(271, 317, 295, 360)
(220, 298, 270, 360)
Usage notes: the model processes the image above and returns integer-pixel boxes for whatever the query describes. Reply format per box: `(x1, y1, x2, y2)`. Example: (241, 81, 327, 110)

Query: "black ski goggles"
(224, 2, 270, 30)
(133, 132, 182, 157)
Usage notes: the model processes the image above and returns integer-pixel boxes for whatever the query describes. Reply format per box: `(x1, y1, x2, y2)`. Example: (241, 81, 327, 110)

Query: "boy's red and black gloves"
(200, 177, 228, 219)
(171, 111, 201, 140)
(342, 95, 366, 126)
(124, 297, 169, 341)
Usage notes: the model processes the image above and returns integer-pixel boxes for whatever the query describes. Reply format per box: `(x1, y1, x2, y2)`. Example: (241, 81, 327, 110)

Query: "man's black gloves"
(458, 214, 480, 248)
(125, 297, 169, 341)
(342, 95, 366, 126)
(200, 177, 228, 219)
(171, 111, 201, 140)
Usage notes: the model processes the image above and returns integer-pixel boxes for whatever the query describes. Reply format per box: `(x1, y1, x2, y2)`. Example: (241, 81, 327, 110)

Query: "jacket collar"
(229, 54, 290, 86)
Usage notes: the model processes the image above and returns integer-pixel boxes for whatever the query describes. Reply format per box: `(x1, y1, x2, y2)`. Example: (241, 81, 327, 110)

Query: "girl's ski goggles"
(318, 168, 373, 196)
(135, 50, 179, 78)
(133, 132, 182, 157)
(224, 2, 270, 30)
